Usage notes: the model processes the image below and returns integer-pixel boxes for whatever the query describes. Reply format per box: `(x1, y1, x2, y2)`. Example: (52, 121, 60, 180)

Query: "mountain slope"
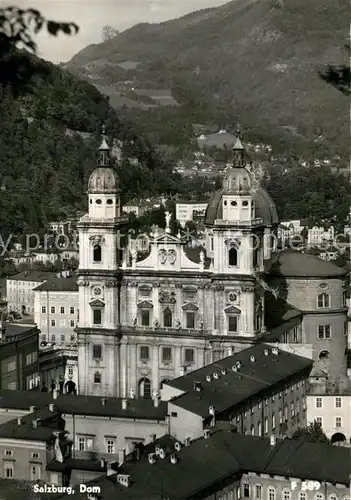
(67, 0, 349, 156)
(0, 52, 181, 237)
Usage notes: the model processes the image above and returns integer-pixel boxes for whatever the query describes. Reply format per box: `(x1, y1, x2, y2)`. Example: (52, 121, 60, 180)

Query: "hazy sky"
(15, 0, 227, 63)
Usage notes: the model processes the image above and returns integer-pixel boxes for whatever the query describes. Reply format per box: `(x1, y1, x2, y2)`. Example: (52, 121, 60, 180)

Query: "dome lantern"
(97, 123, 111, 167)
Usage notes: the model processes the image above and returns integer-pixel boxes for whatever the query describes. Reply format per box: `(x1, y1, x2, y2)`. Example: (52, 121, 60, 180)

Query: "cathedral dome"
(222, 166, 253, 195)
(88, 167, 119, 194)
(204, 186, 279, 226)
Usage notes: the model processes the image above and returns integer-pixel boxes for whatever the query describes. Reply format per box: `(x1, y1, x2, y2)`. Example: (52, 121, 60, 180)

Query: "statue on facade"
(132, 317, 137, 327)
(129, 388, 135, 399)
(199, 251, 205, 264)
(165, 211, 171, 233)
(198, 318, 204, 330)
(153, 318, 159, 328)
(175, 319, 181, 330)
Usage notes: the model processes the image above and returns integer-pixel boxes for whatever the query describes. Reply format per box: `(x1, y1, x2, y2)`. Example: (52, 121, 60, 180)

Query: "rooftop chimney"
(149, 433, 156, 443)
(203, 429, 211, 439)
(184, 437, 191, 446)
(52, 389, 58, 400)
(117, 474, 131, 488)
(270, 435, 276, 446)
(32, 419, 38, 429)
(106, 463, 114, 476)
(154, 393, 160, 408)
(17, 417, 22, 425)
(101, 397, 106, 406)
(122, 399, 128, 410)
(193, 381, 202, 392)
(170, 453, 178, 464)
(100, 458, 106, 469)
(228, 346, 233, 356)
(29, 405, 36, 413)
(49, 403, 54, 412)
(118, 448, 126, 466)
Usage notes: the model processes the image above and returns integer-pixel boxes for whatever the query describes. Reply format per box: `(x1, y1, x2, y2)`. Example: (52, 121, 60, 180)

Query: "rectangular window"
(51, 319, 56, 327)
(186, 312, 195, 329)
(105, 438, 116, 454)
(243, 484, 250, 498)
(228, 316, 238, 333)
(70, 320, 75, 327)
(93, 309, 102, 325)
(162, 347, 172, 363)
(335, 416, 342, 427)
(315, 397, 323, 408)
(70, 307, 75, 314)
(184, 348, 194, 364)
(318, 293, 330, 308)
(335, 397, 342, 408)
(4, 450, 13, 456)
(60, 307, 65, 314)
(92, 345, 102, 359)
(94, 372, 101, 384)
(3, 462, 13, 478)
(318, 325, 331, 339)
(60, 334, 65, 342)
(255, 485, 262, 499)
(140, 346, 150, 361)
(51, 334, 55, 342)
(141, 309, 150, 326)
(291, 402, 295, 416)
(272, 413, 276, 430)
(41, 306, 46, 314)
(51, 306, 55, 314)
(30, 465, 41, 481)
(315, 417, 323, 426)
(77, 436, 93, 451)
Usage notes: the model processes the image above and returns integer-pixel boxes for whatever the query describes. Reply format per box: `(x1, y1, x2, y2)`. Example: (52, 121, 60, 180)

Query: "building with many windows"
(6, 271, 56, 316)
(0, 323, 40, 390)
(33, 276, 79, 346)
(175, 201, 208, 227)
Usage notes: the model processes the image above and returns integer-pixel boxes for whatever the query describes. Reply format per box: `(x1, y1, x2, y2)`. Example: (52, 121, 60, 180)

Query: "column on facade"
(129, 343, 137, 395)
(175, 345, 182, 375)
(175, 284, 182, 324)
(263, 227, 271, 260)
(243, 289, 255, 336)
(119, 341, 127, 398)
(152, 285, 160, 324)
(151, 345, 159, 393)
(130, 283, 138, 322)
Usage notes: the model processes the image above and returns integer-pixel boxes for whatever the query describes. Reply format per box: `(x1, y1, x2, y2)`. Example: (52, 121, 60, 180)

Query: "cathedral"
(76, 129, 348, 397)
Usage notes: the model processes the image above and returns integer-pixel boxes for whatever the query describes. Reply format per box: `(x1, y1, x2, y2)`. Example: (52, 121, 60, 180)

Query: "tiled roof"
(0, 390, 167, 421)
(1, 323, 38, 340)
(46, 458, 107, 473)
(33, 277, 78, 292)
(7, 271, 56, 282)
(42, 430, 351, 500)
(266, 250, 346, 277)
(0, 407, 63, 441)
(0, 479, 41, 500)
(57, 394, 167, 420)
(166, 344, 312, 417)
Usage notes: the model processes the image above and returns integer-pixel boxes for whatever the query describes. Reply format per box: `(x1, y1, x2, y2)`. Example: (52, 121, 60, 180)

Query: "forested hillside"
(0, 52, 184, 237)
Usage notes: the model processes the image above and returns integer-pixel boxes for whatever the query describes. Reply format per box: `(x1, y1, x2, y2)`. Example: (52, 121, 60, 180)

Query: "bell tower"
(76, 125, 128, 396)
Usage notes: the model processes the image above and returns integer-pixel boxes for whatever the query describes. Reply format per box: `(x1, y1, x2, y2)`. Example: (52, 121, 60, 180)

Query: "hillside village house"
(175, 201, 208, 227)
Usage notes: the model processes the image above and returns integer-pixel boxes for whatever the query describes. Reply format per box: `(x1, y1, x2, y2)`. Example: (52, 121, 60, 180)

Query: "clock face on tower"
(93, 286, 102, 297)
(228, 292, 238, 303)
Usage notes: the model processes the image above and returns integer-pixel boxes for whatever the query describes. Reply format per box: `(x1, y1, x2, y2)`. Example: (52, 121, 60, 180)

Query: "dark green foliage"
(292, 421, 330, 444)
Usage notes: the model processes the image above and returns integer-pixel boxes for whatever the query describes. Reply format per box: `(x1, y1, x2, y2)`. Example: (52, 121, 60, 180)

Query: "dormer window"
(93, 244, 102, 262)
(228, 247, 238, 266)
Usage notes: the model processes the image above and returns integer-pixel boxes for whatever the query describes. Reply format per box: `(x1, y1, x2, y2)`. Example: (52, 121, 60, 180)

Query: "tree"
(319, 45, 350, 96)
(102, 25, 119, 42)
(0, 5, 78, 90)
(292, 421, 330, 444)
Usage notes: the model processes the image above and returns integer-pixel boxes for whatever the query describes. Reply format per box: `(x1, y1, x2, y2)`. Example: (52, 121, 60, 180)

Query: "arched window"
(328, 495, 338, 500)
(163, 307, 172, 327)
(319, 350, 329, 360)
(251, 425, 255, 436)
(138, 378, 151, 399)
(299, 493, 307, 500)
(283, 490, 291, 500)
(257, 420, 262, 436)
(315, 494, 324, 500)
(268, 486, 276, 500)
(160, 379, 170, 389)
(93, 244, 102, 262)
(317, 293, 330, 308)
(228, 247, 238, 266)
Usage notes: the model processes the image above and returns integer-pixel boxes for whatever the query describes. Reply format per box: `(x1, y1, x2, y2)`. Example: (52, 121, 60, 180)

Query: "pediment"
(154, 233, 180, 245)
(137, 300, 153, 309)
(182, 302, 199, 311)
(224, 305, 241, 314)
(89, 299, 105, 308)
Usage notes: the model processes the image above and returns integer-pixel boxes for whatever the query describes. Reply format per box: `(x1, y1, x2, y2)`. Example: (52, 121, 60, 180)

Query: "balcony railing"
(214, 218, 264, 227)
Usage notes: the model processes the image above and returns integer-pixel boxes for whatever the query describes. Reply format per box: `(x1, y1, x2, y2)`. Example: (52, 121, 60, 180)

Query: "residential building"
(161, 343, 312, 442)
(39, 430, 351, 500)
(307, 226, 335, 247)
(265, 251, 348, 379)
(123, 201, 148, 218)
(197, 128, 238, 150)
(33, 276, 79, 346)
(307, 376, 351, 444)
(6, 271, 56, 315)
(0, 323, 40, 390)
(39, 345, 78, 395)
(175, 201, 208, 227)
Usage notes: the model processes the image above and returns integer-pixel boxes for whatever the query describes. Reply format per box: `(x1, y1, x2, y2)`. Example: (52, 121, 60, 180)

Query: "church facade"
(76, 130, 348, 397)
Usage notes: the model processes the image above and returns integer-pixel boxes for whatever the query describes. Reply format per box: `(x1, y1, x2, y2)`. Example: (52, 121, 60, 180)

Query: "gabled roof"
(166, 344, 312, 417)
(0, 407, 63, 442)
(46, 431, 350, 500)
(34, 277, 78, 292)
